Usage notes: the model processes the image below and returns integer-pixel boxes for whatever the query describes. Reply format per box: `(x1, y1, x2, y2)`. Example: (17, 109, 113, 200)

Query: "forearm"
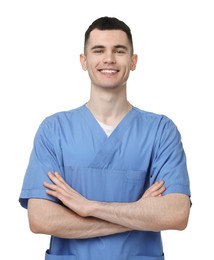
(28, 198, 130, 239)
(43, 172, 190, 232)
(89, 194, 190, 232)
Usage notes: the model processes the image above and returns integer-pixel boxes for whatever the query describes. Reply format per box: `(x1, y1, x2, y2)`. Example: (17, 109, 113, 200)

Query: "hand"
(44, 172, 166, 218)
(44, 172, 92, 217)
(142, 180, 166, 199)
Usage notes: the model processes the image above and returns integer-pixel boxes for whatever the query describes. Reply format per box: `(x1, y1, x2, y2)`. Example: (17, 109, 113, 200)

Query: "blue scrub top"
(19, 105, 191, 260)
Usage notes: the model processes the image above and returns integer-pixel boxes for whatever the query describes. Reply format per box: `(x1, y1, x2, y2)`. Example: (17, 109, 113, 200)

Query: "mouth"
(98, 69, 119, 75)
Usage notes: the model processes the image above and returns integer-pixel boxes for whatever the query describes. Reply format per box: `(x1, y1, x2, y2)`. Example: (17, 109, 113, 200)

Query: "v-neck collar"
(81, 104, 137, 142)
(81, 104, 135, 139)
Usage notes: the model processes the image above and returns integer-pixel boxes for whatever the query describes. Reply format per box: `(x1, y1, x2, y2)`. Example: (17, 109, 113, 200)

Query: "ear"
(80, 54, 87, 71)
(130, 54, 138, 71)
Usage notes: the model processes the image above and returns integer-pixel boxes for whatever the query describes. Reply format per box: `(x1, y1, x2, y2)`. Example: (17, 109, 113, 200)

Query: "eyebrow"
(91, 45, 128, 51)
(114, 45, 128, 51)
(91, 45, 105, 50)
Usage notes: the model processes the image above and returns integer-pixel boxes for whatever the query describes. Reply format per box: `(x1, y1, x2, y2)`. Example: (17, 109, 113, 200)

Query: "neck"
(87, 86, 132, 126)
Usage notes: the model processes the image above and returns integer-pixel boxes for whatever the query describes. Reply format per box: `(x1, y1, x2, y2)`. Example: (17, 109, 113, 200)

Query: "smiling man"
(81, 28, 137, 92)
(19, 17, 191, 260)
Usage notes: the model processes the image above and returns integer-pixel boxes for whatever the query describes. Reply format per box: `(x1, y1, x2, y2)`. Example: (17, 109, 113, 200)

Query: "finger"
(45, 173, 67, 193)
(45, 187, 68, 203)
(44, 181, 69, 201)
(47, 172, 68, 191)
(147, 181, 164, 192)
(43, 181, 58, 191)
(150, 186, 166, 197)
(45, 188, 57, 197)
(143, 181, 161, 195)
(53, 172, 72, 190)
(47, 171, 60, 184)
(143, 181, 165, 198)
(54, 171, 66, 182)
(46, 172, 79, 198)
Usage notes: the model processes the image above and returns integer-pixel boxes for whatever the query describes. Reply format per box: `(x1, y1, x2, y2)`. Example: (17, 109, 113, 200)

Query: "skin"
(28, 177, 165, 239)
(43, 172, 189, 233)
(80, 29, 137, 125)
(28, 29, 190, 238)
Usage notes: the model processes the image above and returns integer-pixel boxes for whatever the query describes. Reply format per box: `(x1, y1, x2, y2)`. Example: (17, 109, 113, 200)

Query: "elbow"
(28, 207, 48, 234)
(28, 213, 46, 234)
(162, 194, 191, 231)
(177, 210, 190, 231)
(157, 214, 189, 232)
(29, 222, 39, 234)
(175, 216, 189, 231)
(162, 212, 189, 231)
(172, 201, 190, 231)
(27, 198, 52, 235)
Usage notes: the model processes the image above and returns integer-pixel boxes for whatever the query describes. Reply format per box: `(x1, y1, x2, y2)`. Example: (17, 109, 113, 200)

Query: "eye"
(93, 49, 104, 54)
(115, 49, 126, 54)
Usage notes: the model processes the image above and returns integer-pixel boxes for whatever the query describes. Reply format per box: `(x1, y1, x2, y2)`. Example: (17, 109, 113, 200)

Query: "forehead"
(87, 29, 130, 48)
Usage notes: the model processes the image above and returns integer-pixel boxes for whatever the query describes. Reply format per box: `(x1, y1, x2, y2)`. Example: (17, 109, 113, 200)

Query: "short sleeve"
(150, 118, 191, 196)
(19, 118, 63, 208)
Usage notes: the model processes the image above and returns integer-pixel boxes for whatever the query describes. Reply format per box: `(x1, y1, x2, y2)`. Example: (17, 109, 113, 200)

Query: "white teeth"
(100, 70, 117, 74)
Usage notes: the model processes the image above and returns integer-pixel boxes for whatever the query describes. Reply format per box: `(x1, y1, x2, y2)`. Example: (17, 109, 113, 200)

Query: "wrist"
(87, 201, 99, 217)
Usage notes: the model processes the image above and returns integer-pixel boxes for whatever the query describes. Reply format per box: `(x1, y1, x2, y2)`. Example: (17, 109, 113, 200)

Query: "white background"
(1, 0, 213, 259)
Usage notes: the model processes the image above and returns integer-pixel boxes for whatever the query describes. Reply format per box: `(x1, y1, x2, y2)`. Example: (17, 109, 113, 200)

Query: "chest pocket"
(64, 167, 147, 202)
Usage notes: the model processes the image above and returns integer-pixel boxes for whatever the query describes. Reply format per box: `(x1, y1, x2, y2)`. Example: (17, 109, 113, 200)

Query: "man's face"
(80, 29, 137, 90)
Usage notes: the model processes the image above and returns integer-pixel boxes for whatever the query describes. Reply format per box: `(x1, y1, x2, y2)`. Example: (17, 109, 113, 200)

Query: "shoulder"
(35, 105, 85, 138)
(133, 106, 173, 125)
(132, 106, 180, 137)
(40, 105, 85, 127)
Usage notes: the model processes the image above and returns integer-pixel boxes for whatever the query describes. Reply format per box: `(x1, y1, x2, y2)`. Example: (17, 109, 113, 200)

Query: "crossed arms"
(28, 172, 190, 239)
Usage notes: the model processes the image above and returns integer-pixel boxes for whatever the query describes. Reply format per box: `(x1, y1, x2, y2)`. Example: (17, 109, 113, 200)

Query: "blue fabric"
(19, 104, 190, 260)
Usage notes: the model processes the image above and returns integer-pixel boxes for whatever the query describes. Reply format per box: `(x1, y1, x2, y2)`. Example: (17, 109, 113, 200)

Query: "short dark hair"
(84, 16, 134, 55)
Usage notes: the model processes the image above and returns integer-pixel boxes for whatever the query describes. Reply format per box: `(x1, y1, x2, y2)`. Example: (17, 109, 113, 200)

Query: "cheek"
(86, 65, 99, 81)
(88, 59, 102, 74)
(86, 58, 98, 71)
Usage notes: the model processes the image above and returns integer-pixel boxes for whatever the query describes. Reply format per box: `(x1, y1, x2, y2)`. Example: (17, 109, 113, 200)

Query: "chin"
(100, 83, 125, 89)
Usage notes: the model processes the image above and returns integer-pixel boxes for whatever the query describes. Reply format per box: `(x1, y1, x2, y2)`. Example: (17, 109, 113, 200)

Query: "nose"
(103, 51, 116, 64)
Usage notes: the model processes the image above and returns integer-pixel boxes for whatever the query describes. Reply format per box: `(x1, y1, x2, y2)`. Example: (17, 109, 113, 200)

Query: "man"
(19, 17, 191, 259)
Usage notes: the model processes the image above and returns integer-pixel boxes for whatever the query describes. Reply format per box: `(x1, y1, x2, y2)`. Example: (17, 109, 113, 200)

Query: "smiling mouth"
(99, 69, 119, 74)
